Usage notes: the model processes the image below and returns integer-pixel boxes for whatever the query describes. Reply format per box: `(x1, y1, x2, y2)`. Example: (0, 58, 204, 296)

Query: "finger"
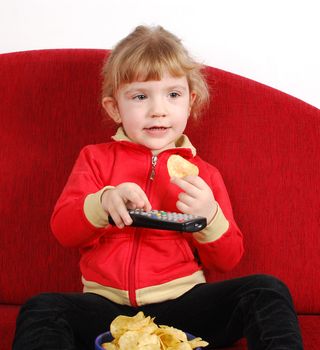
(109, 204, 133, 228)
(124, 190, 146, 209)
(181, 175, 208, 189)
(136, 191, 152, 211)
(126, 202, 137, 210)
(126, 188, 152, 212)
(176, 200, 192, 214)
(170, 177, 200, 198)
(127, 200, 151, 212)
(178, 192, 195, 207)
(108, 209, 124, 229)
(142, 201, 152, 212)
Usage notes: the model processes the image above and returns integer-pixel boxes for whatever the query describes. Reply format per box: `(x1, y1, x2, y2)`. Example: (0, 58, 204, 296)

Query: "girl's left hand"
(170, 176, 218, 224)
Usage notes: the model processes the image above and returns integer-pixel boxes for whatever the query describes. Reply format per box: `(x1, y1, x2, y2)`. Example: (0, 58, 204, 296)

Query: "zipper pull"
(150, 155, 158, 180)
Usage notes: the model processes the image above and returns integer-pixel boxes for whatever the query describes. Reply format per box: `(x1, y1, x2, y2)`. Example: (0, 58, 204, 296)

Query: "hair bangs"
(118, 47, 189, 86)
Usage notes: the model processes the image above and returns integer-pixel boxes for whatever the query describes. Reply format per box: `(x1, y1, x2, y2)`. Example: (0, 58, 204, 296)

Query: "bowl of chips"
(95, 312, 209, 350)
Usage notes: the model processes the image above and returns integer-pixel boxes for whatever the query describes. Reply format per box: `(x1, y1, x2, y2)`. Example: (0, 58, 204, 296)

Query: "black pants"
(13, 274, 303, 350)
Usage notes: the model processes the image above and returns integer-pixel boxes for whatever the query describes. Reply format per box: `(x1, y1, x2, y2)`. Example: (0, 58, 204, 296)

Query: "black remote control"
(108, 209, 207, 232)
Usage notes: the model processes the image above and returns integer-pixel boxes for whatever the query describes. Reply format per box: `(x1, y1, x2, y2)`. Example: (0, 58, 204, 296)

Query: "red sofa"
(1, 49, 319, 349)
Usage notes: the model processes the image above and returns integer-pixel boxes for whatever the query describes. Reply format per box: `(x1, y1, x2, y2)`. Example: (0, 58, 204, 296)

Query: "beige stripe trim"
(82, 270, 205, 306)
(193, 204, 229, 243)
(82, 276, 130, 305)
(83, 186, 114, 228)
(136, 270, 206, 305)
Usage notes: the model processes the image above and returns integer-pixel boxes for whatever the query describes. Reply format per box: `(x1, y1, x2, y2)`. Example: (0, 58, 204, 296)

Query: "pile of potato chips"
(101, 311, 209, 350)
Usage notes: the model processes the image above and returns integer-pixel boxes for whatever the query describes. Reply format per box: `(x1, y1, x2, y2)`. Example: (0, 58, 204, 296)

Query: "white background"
(1, 0, 319, 108)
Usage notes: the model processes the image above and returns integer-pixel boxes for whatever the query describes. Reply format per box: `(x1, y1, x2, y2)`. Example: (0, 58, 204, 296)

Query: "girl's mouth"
(144, 126, 170, 136)
(145, 126, 168, 130)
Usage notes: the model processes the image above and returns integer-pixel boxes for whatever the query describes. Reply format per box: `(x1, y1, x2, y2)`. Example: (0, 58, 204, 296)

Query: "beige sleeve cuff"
(83, 186, 114, 228)
(193, 204, 229, 243)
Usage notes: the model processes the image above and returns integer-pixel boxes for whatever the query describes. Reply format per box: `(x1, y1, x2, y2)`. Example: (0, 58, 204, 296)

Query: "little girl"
(13, 25, 303, 350)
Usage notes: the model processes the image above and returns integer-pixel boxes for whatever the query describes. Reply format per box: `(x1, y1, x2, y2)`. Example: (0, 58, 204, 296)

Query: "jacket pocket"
(174, 238, 195, 262)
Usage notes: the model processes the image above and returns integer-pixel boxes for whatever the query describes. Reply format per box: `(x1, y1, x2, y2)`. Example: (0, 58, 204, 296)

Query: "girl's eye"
(133, 94, 146, 100)
(169, 92, 180, 98)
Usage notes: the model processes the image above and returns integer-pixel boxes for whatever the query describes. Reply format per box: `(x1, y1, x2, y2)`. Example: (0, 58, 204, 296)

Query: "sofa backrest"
(1, 49, 319, 313)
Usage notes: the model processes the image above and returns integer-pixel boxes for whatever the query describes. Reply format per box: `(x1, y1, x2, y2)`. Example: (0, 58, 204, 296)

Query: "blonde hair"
(102, 25, 209, 119)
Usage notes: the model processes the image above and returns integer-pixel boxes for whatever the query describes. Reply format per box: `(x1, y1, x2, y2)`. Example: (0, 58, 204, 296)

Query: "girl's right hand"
(101, 182, 152, 229)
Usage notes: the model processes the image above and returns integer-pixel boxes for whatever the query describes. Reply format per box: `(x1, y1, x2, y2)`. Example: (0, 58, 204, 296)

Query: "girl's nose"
(151, 112, 167, 118)
(149, 98, 167, 118)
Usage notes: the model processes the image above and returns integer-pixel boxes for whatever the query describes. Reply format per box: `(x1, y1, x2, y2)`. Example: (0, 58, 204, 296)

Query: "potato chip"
(139, 345, 161, 350)
(138, 333, 160, 347)
(188, 338, 209, 348)
(118, 330, 140, 350)
(102, 343, 117, 350)
(156, 326, 188, 344)
(168, 343, 192, 350)
(101, 312, 208, 350)
(167, 155, 199, 178)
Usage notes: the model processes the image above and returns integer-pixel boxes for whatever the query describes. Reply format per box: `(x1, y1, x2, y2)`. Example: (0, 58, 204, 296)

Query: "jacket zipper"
(149, 155, 158, 181)
(128, 154, 158, 306)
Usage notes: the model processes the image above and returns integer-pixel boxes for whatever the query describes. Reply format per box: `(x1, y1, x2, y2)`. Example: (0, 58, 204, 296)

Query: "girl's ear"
(102, 97, 121, 123)
(190, 92, 196, 107)
(189, 92, 197, 115)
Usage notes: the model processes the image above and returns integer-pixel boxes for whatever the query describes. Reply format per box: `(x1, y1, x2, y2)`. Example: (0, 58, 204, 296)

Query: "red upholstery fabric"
(299, 316, 320, 350)
(0, 306, 20, 350)
(0, 49, 319, 349)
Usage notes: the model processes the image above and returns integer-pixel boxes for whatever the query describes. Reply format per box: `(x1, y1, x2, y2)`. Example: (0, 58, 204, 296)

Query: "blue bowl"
(95, 331, 204, 349)
(95, 332, 113, 349)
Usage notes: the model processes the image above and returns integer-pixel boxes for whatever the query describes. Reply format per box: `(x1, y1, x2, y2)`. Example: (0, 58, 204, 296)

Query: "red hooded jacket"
(51, 129, 244, 306)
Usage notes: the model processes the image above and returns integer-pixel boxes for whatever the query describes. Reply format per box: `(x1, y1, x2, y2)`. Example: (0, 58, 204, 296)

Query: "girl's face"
(103, 73, 195, 155)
